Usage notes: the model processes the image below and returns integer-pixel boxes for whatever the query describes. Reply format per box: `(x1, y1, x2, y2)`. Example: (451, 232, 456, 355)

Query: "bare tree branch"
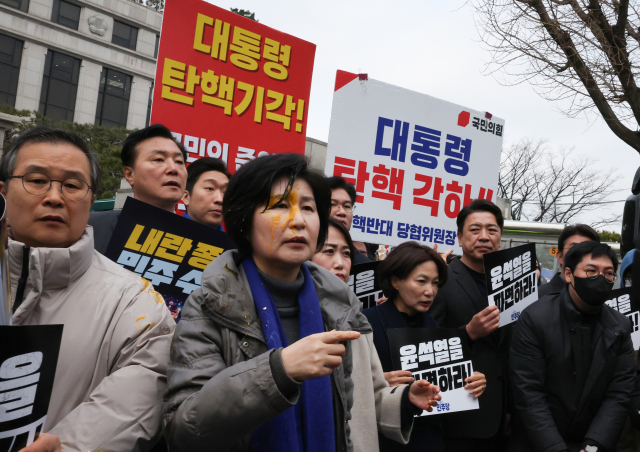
(498, 138, 621, 225)
(475, 0, 640, 153)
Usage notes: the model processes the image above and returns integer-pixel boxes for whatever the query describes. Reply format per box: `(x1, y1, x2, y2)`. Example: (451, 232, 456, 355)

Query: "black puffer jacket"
(509, 288, 635, 452)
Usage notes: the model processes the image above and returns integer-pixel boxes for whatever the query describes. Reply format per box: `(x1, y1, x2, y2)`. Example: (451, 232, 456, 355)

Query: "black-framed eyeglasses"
(331, 201, 355, 213)
(581, 268, 617, 283)
(8, 172, 93, 201)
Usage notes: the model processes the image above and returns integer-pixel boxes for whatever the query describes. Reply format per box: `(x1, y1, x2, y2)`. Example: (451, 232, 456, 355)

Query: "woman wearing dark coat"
(363, 241, 487, 452)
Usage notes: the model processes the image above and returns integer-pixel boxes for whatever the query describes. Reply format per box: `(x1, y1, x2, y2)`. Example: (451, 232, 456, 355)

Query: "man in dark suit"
(539, 224, 600, 298)
(88, 124, 188, 254)
(429, 199, 505, 451)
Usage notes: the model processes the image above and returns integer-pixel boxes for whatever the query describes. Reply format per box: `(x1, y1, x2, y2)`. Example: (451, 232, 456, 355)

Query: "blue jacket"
(620, 251, 634, 287)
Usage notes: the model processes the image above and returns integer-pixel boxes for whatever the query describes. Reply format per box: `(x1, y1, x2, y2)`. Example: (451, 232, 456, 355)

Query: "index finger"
(320, 330, 361, 344)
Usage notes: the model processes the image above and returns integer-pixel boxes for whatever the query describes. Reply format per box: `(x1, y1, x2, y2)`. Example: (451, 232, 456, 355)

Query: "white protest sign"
(484, 243, 539, 326)
(325, 71, 504, 253)
(389, 328, 479, 415)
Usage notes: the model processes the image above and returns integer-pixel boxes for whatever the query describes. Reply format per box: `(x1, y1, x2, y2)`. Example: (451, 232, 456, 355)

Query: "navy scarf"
(243, 259, 336, 452)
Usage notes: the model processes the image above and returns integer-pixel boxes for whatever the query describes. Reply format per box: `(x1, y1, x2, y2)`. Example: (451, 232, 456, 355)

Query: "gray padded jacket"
(163, 250, 371, 452)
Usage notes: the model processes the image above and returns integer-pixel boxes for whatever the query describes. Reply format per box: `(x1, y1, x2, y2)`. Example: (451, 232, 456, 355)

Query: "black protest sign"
(348, 261, 384, 309)
(388, 328, 479, 416)
(483, 243, 538, 327)
(105, 198, 235, 322)
(0, 325, 63, 451)
(605, 287, 640, 349)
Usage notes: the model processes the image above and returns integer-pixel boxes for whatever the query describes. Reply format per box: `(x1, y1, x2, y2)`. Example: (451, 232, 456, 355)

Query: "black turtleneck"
(257, 268, 304, 345)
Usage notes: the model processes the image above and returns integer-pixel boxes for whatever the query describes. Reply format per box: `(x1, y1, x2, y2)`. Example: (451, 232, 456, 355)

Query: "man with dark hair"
(182, 157, 230, 230)
(89, 124, 188, 254)
(429, 199, 507, 451)
(1, 127, 174, 452)
(327, 176, 371, 264)
(509, 241, 634, 452)
(539, 224, 601, 298)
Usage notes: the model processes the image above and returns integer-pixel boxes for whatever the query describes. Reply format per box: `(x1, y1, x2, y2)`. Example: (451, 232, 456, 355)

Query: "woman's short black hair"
(564, 241, 618, 274)
(326, 217, 356, 261)
(223, 153, 331, 258)
(377, 241, 448, 298)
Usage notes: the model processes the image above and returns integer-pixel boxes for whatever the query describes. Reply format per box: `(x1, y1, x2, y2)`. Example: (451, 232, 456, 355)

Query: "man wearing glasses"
(509, 241, 634, 452)
(1, 128, 174, 452)
(328, 176, 371, 264)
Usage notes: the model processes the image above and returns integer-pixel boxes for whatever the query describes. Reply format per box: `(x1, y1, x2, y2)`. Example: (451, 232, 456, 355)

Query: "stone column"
(74, 60, 102, 125)
(126, 75, 152, 130)
(14, 41, 47, 112)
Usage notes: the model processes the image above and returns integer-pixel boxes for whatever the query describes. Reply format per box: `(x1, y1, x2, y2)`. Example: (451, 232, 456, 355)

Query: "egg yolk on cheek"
(261, 186, 302, 254)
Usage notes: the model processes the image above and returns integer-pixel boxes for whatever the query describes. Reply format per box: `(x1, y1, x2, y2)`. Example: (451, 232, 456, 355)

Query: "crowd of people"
(5, 124, 639, 452)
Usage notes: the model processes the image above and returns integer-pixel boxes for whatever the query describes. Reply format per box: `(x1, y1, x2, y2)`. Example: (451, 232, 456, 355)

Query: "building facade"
(0, 0, 159, 130)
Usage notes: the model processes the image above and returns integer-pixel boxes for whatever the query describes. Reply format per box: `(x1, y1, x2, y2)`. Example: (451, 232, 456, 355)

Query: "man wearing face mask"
(508, 241, 635, 452)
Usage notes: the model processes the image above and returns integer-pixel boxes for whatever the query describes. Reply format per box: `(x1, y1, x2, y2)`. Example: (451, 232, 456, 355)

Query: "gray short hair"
(1, 127, 101, 193)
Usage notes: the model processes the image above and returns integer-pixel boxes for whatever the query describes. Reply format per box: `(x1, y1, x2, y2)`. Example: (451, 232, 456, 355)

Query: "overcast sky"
(206, 0, 637, 230)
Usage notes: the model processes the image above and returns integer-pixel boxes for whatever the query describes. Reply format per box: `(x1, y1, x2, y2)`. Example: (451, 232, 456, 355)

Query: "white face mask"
(625, 278, 632, 287)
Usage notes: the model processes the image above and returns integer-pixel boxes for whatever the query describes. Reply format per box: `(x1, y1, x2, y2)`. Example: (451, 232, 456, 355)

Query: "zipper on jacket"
(12, 246, 30, 313)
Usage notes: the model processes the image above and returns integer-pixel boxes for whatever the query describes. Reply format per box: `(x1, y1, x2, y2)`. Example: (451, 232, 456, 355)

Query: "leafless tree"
(498, 138, 621, 226)
(475, 0, 640, 154)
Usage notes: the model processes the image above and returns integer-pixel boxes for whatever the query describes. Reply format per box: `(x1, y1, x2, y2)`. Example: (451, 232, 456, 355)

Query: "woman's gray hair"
(1, 127, 102, 192)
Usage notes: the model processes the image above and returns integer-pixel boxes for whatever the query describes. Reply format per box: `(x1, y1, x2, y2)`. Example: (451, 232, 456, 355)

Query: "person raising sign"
(363, 242, 487, 452)
(312, 218, 443, 452)
(163, 154, 440, 452)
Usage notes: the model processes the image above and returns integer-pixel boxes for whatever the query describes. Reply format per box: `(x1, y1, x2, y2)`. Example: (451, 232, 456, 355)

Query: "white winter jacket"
(10, 226, 175, 452)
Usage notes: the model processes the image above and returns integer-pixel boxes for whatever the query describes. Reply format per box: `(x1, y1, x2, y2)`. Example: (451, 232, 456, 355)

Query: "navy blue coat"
(363, 299, 444, 452)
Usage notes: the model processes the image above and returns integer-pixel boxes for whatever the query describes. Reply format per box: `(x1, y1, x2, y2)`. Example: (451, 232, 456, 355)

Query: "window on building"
(154, 34, 159, 58)
(39, 50, 80, 122)
(51, 0, 81, 30)
(146, 82, 153, 126)
(112, 20, 138, 50)
(95, 68, 131, 128)
(0, 34, 23, 107)
(0, 0, 29, 13)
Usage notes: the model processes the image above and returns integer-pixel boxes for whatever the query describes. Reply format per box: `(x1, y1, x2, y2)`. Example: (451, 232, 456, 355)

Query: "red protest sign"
(151, 0, 316, 173)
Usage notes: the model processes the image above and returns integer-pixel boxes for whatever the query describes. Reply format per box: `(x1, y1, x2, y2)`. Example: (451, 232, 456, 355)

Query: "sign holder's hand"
(466, 305, 500, 340)
(281, 330, 360, 381)
(18, 433, 62, 452)
(465, 371, 487, 398)
(383, 370, 414, 386)
(408, 380, 442, 412)
(433, 243, 453, 263)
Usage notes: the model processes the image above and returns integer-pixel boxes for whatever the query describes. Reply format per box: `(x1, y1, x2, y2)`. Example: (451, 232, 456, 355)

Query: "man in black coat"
(509, 241, 635, 452)
(429, 199, 505, 451)
(539, 224, 600, 298)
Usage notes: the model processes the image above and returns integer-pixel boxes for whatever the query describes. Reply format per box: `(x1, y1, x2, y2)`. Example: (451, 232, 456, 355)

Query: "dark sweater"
(257, 268, 304, 345)
(258, 269, 304, 397)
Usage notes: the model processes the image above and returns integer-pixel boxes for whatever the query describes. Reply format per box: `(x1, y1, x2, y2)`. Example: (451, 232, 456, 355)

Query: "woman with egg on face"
(163, 154, 441, 452)
(363, 242, 488, 452)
